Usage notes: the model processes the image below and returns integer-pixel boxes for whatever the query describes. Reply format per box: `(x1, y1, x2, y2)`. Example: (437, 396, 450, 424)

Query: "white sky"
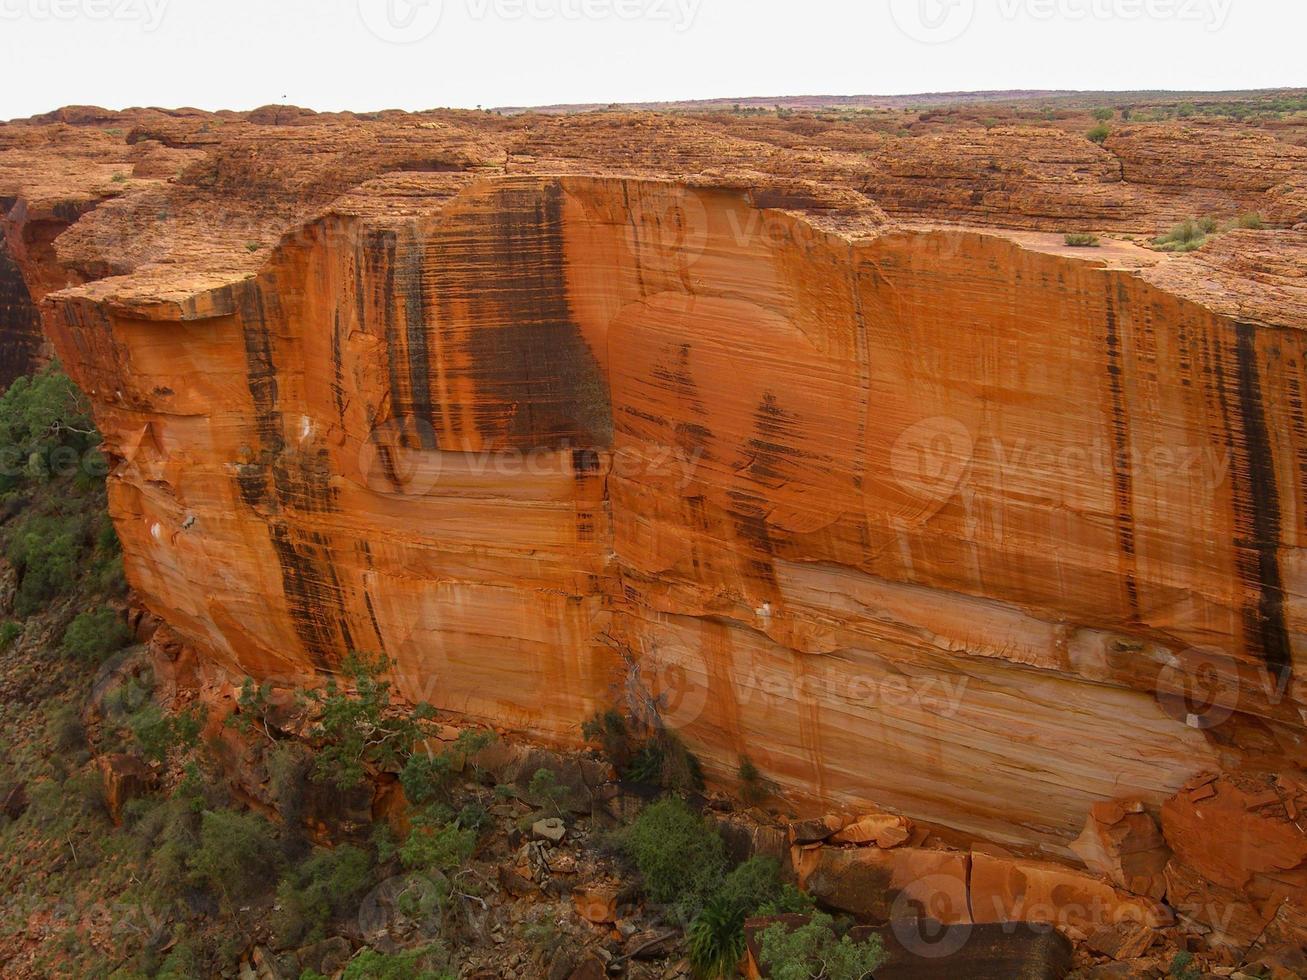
(0, 0, 1302, 120)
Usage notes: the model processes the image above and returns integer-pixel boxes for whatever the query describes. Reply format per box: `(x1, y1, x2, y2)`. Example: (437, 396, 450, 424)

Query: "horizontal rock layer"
(40, 171, 1307, 855)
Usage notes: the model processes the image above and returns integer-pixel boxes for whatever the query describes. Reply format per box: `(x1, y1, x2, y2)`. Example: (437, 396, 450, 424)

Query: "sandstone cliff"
(3, 103, 1307, 870)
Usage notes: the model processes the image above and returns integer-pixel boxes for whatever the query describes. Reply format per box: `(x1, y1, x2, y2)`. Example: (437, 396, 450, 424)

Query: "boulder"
(533, 817, 567, 843)
(969, 851, 1171, 933)
(97, 753, 156, 824)
(829, 809, 914, 849)
(802, 846, 971, 924)
(1160, 772, 1307, 906)
(294, 937, 351, 978)
(572, 884, 621, 925)
(1162, 857, 1270, 948)
(1069, 799, 1170, 900)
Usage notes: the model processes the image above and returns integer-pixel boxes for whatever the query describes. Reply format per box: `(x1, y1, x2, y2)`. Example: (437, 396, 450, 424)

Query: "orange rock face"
(4, 105, 1307, 866)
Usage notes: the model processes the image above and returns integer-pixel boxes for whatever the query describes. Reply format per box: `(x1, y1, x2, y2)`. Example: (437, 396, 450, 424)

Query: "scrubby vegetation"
(582, 706, 705, 793)
(1064, 232, 1101, 247)
(757, 912, 887, 980)
(1151, 213, 1267, 252)
(1087, 122, 1111, 144)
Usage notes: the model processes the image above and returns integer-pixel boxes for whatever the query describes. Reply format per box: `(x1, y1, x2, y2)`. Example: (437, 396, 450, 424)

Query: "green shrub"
(528, 767, 569, 816)
(738, 755, 777, 806)
(307, 651, 435, 790)
(0, 621, 21, 651)
(1169, 951, 1201, 980)
(188, 808, 283, 907)
(339, 945, 454, 980)
(1237, 212, 1265, 230)
(273, 844, 373, 947)
(758, 913, 887, 980)
(399, 729, 492, 805)
(688, 857, 805, 977)
(130, 702, 204, 764)
(582, 708, 634, 770)
(1087, 123, 1111, 144)
(62, 606, 131, 662)
(623, 797, 726, 923)
(1153, 219, 1209, 252)
(0, 367, 99, 493)
(689, 893, 749, 978)
(1064, 233, 1101, 247)
(583, 708, 704, 792)
(48, 703, 85, 752)
(7, 514, 86, 615)
(399, 805, 477, 874)
(1092, 107, 1115, 121)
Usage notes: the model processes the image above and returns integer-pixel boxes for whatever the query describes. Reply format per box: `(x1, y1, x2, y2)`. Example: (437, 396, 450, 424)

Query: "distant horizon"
(1, 0, 1301, 121)
(9, 85, 1307, 124)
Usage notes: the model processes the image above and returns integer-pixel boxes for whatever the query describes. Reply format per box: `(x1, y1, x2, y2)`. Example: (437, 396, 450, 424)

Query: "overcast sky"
(0, 0, 1301, 119)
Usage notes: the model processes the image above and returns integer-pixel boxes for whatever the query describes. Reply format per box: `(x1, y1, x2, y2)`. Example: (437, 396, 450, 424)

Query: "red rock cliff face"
(42, 168, 1307, 854)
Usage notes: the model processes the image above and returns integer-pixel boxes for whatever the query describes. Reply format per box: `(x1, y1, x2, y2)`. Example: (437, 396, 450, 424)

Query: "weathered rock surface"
(3, 104, 1307, 873)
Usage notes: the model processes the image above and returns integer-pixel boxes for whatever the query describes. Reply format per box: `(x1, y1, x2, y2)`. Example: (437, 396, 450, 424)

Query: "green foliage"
(623, 797, 726, 923)
(1087, 122, 1111, 144)
(688, 857, 801, 978)
(399, 729, 492, 805)
(583, 708, 705, 792)
(399, 805, 477, 873)
(306, 652, 435, 790)
(129, 702, 204, 764)
(0, 620, 21, 650)
(1169, 951, 1201, 980)
(1092, 107, 1115, 121)
(583, 708, 634, 769)
(273, 844, 374, 947)
(47, 702, 85, 752)
(1064, 233, 1101, 247)
(1237, 212, 1265, 230)
(689, 893, 749, 978)
(1153, 218, 1213, 252)
(62, 605, 131, 662)
(758, 913, 887, 980)
(188, 808, 283, 907)
(0, 366, 99, 493)
(738, 755, 777, 806)
(529, 767, 569, 816)
(227, 677, 275, 739)
(7, 513, 86, 615)
(339, 945, 454, 980)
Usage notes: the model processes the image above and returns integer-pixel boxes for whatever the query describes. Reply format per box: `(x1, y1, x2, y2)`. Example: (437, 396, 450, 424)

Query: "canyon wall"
(42, 171, 1307, 854)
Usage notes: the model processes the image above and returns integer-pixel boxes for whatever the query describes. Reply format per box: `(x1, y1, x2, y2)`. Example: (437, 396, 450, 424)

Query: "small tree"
(622, 797, 727, 924)
(306, 652, 435, 789)
(1087, 123, 1111, 144)
(63, 606, 131, 662)
(758, 913, 887, 980)
(188, 808, 283, 908)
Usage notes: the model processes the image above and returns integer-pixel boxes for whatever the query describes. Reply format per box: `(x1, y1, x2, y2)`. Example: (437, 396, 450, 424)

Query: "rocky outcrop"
(3, 105, 1307, 875)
